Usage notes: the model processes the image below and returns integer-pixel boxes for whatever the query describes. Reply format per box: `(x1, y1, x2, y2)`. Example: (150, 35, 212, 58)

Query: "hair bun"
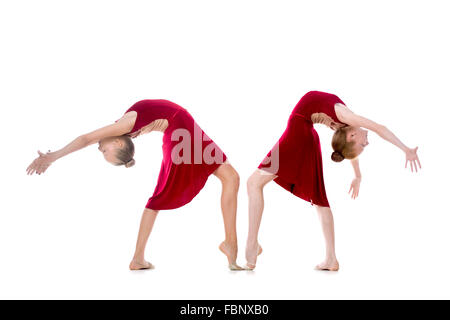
(125, 158, 135, 168)
(331, 151, 345, 162)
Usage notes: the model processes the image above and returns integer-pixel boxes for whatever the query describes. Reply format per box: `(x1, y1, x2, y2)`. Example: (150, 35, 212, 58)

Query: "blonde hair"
(331, 127, 358, 162)
(114, 135, 136, 168)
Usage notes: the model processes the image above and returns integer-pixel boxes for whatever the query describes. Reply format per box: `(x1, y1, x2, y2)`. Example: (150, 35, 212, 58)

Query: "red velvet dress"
(117, 100, 227, 210)
(258, 91, 347, 208)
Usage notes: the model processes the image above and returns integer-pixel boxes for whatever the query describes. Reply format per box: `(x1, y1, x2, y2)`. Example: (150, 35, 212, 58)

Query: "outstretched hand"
(348, 177, 361, 200)
(405, 147, 421, 172)
(26, 150, 56, 175)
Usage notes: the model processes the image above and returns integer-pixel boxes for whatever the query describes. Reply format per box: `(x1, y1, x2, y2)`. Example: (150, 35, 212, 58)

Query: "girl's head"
(331, 126, 369, 162)
(98, 135, 135, 167)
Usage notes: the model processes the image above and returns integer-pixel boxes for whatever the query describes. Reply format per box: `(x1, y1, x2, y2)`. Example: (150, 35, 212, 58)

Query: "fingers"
(27, 162, 36, 175)
(349, 185, 358, 199)
(405, 159, 408, 169)
(28, 167, 36, 175)
(27, 162, 49, 175)
(413, 147, 421, 170)
(27, 150, 53, 175)
(37, 163, 48, 174)
(405, 159, 420, 173)
(415, 148, 422, 169)
(27, 160, 39, 175)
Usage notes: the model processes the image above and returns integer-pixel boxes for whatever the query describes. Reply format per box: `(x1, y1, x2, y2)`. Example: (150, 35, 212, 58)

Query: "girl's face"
(347, 127, 369, 156)
(98, 137, 122, 164)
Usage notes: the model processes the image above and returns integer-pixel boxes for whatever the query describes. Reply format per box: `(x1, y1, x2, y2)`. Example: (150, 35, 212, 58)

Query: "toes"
(129, 260, 154, 270)
(314, 264, 339, 271)
(244, 263, 256, 271)
(229, 263, 245, 271)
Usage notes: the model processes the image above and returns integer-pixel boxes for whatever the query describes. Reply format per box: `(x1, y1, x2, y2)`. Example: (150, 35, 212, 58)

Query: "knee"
(247, 172, 263, 193)
(222, 166, 240, 190)
(315, 205, 333, 217)
(143, 208, 159, 216)
(229, 167, 240, 190)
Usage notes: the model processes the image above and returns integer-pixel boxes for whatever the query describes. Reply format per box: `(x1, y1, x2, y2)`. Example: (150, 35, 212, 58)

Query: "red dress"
(117, 100, 227, 210)
(258, 91, 347, 208)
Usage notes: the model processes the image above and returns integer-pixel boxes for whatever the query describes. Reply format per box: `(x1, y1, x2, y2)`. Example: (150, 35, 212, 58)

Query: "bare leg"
(213, 162, 242, 270)
(245, 169, 276, 270)
(129, 208, 159, 270)
(314, 205, 339, 271)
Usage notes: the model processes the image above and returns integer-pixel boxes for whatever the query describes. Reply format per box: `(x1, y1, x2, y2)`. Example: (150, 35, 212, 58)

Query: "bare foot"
(315, 259, 339, 271)
(219, 241, 243, 271)
(129, 259, 155, 271)
(245, 243, 263, 270)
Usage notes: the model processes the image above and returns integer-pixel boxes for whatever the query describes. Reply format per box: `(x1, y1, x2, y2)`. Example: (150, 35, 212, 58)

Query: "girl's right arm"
(338, 107, 421, 172)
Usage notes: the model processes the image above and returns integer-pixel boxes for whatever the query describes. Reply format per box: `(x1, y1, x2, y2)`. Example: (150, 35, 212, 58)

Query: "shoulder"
(334, 103, 356, 122)
(115, 112, 136, 129)
(334, 102, 351, 115)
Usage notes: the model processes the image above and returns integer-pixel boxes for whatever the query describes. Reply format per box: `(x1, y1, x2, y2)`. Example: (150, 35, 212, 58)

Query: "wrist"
(49, 151, 60, 162)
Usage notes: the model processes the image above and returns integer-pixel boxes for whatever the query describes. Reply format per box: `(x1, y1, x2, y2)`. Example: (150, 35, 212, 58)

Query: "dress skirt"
(146, 109, 227, 210)
(258, 112, 330, 208)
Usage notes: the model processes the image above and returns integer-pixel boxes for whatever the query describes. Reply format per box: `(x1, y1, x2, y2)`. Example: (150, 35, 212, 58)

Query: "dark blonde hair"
(331, 126, 358, 162)
(114, 135, 136, 168)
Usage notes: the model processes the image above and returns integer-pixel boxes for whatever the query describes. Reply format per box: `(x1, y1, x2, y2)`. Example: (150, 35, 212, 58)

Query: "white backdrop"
(1, 0, 448, 299)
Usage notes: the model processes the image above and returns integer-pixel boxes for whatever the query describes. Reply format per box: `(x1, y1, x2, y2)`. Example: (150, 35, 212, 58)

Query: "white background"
(1, 0, 448, 299)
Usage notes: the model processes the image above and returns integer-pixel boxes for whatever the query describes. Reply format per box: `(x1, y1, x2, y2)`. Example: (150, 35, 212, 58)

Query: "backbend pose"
(245, 91, 421, 271)
(26, 99, 243, 270)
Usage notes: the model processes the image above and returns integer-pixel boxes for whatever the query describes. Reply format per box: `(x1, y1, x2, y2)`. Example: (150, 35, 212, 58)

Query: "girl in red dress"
(245, 91, 421, 271)
(26, 99, 243, 270)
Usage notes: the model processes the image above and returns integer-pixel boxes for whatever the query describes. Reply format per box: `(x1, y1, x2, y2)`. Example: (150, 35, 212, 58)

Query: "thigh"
(249, 169, 277, 187)
(213, 160, 238, 181)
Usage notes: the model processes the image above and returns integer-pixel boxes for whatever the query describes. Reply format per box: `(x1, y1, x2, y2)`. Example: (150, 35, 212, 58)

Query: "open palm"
(26, 150, 55, 175)
(405, 147, 421, 172)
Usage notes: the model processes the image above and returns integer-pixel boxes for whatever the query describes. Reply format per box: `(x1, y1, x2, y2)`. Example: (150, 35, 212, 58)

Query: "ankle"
(132, 254, 145, 262)
(222, 240, 237, 250)
(246, 240, 259, 249)
(325, 255, 338, 262)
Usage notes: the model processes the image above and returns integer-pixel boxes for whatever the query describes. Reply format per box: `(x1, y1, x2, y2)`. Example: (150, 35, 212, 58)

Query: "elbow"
(375, 124, 387, 135)
(79, 134, 91, 146)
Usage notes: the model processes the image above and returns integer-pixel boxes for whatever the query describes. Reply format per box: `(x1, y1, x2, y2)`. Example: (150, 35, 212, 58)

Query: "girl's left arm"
(349, 158, 361, 199)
